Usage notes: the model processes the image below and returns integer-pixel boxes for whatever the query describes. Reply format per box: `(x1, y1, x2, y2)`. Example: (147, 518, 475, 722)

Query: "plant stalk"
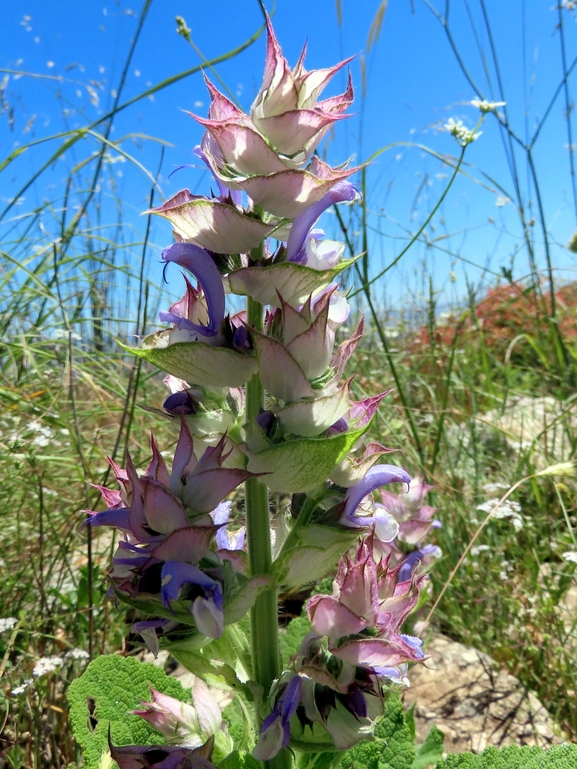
(245, 295, 292, 769)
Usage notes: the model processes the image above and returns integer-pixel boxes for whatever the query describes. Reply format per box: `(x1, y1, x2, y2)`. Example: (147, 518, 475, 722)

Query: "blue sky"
(2, 0, 577, 312)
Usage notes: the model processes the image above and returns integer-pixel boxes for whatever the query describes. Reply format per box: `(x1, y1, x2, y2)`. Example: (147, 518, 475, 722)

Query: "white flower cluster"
(471, 98, 506, 114)
(32, 655, 64, 677)
(66, 647, 89, 660)
(0, 616, 17, 633)
(53, 327, 82, 341)
(28, 420, 55, 448)
(476, 498, 524, 530)
(562, 550, 577, 564)
(445, 118, 481, 146)
(10, 648, 89, 696)
(482, 482, 510, 494)
(11, 679, 33, 696)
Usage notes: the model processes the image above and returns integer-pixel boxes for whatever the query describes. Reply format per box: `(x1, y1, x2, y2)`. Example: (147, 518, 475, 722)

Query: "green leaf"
(218, 750, 261, 769)
(227, 258, 359, 308)
(339, 694, 416, 769)
(168, 646, 251, 698)
(412, 726, 445, 769)
(68, 654, 191, 769)
(245, 426, 368, 493)
(436, 743, 577, 769)
(297, 752, 340, 769)
(222, 695, 255, 754)
(118, 336, 257, 388)
(279, 614, 313, 667)
(405, 704, 416, 743)
(274, 527, 357, 588)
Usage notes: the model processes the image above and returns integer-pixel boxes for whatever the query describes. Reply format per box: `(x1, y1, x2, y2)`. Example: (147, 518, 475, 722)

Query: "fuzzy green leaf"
(218, 750, 261, 768)
(68, 654, 191, 769)
(245, 426, 367, 493)
(297, 752, 340, 769)
(339, 694, 415, 769)
(119, 336, 257, 388)
(279, 614, 313, 666)
(274, 527, 357, 588)
(436, 744, 577, 769)
(412, 726, 445, 769)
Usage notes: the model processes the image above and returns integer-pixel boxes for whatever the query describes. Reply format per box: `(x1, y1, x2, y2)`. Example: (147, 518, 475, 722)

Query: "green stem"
(278, 496, 318, 561)
(245, 295, 292, 769)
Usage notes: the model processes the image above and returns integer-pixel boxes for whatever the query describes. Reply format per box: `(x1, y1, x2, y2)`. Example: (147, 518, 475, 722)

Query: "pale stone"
(403, 633, 563, 753)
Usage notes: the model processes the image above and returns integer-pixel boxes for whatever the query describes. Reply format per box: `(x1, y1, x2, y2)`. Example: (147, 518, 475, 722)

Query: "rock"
(402, 633, 562, 753)
(480, 396, 573, 465)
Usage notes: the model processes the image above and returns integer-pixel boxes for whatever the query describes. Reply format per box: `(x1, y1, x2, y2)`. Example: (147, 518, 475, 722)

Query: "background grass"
(1, 1, 577, 767)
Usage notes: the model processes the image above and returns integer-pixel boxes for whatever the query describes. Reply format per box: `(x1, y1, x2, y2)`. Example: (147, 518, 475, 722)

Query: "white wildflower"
(477, 498, 524, 530)
(66, 648, 90, 660)
(483, 482, 510, 494)
(445, 118, 481, 146)
(471, 97, 506, 114)
(470, 544, 491, 557)
(27, 420, 55, 448)
(11, 679, 33, 695)
(0, 617, 17, 633)
(33, 655, 64, 677)
(562, 550, 577, 564)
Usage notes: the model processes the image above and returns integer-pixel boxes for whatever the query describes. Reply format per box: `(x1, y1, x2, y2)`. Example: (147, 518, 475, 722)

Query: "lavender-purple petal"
(161, 243, 225, 335)
(286, 181, 359, 262)
(342, 464, 412, 525)
(160, 560, 223, 610)
(163, 391, 196, 416)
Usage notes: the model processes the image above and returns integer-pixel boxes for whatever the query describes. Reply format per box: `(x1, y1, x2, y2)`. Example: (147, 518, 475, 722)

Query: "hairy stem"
(245, 294, 292, 768)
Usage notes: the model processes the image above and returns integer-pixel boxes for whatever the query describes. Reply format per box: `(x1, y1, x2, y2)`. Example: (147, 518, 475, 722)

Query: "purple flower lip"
(253, 675, 302, 760)
(286, 180, 360, 263)
(341, 464, 412, 528)
(160, 242, 225, 338)
(163, 391, 196, 416)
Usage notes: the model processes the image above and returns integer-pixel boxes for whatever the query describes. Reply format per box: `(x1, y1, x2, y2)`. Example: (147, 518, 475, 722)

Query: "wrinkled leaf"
(68, 655, 190, 769)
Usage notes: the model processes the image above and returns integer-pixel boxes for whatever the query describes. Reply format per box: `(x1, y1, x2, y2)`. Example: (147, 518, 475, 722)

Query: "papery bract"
(85, 422, 260, 644)
(148, 189, 280, 254)
(132, 680, 223, 748)
(250, 14, 354, 162)
(200, 140, 361, 218)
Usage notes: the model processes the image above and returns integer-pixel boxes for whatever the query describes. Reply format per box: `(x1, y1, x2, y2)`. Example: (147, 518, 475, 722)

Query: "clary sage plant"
(82, 16, 442, 769)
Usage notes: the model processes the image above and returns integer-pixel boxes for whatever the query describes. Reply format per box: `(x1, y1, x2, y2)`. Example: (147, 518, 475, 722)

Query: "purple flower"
(285, 181, 359, 265)
(253, 675, 301, 761)
(84, 422, 260, 644)
(340, 464, 411, 530)
(375, 476, 442, 578)
(109, 738, 217, 769)
(397, 544, 443, 582)
(159, 243, 225, 343)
